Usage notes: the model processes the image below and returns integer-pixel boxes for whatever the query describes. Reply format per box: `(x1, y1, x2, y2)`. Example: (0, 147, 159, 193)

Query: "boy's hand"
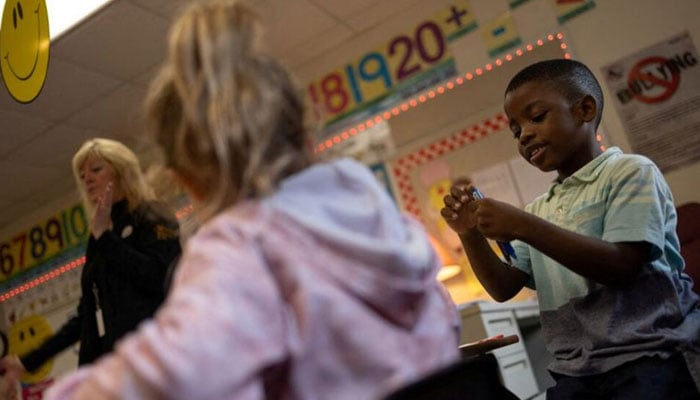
(471, 198, 527, 242)
(440, 179, 478, 235)
(441, 178, 529, 241)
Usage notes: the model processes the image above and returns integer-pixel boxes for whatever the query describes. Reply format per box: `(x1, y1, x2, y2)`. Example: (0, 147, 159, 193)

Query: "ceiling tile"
(0, 161, 68, 204)
(0, 59, 122, 122)
(66, 84, 147, 135)
(0, 177, 77, 233)
(132, 64, 162, 89)
(293, 0, 449, 80)
(309, 0, 377, 21)
(0, 110, 53, 157)
(128, 0, 198, 20)
(344, 0, 425, 31)
(0, 196, 45, 233)
(284, 24, 354, 72)
(252, 0, 338, 56)
(5, 125, 95, 170)
(0, 124, 90, 222)
(52, 1, 170, 80)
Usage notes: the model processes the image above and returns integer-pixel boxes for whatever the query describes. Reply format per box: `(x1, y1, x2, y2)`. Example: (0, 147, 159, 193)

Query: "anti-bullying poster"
(602, 31, 700, 172)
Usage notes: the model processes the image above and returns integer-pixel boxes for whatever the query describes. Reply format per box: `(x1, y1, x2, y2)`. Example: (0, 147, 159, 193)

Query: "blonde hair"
(72, 138, 155, 220)
(146, 0, 312, 221)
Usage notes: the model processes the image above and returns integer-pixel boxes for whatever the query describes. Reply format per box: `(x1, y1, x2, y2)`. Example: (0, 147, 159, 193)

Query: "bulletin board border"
(389, 112, 510, 221)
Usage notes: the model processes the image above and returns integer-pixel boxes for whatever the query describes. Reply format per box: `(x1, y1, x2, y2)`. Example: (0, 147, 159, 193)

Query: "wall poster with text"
(602, 31, 700, 172)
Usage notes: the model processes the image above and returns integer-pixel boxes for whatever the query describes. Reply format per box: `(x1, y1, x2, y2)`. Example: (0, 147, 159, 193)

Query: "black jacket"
(21, 199, 181, 371)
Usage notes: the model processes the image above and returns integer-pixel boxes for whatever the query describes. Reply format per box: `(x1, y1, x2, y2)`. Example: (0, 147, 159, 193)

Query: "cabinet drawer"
(460, 309, 525, 357)
(483, 311, 524, 357)
(497, 351, 539, 400)
(482, 310, 518, 337)
(459, 311, 488, 344)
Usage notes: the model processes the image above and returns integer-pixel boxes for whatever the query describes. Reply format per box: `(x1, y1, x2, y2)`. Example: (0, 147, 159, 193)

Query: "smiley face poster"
(8, 314, 54, 384)
(0, 0, 50, 103)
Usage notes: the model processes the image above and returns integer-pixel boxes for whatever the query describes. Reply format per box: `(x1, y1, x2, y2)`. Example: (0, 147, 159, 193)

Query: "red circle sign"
(627, 56, 680, 104)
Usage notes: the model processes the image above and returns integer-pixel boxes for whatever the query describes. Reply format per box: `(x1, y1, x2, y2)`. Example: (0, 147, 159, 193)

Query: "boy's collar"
(545, 147, 622, 200)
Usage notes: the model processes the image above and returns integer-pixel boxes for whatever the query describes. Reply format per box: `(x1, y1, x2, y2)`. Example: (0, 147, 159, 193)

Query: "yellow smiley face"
(8, 314, 54, 384)
(0, 0, 50, 103)
(427, 178, 453, 209)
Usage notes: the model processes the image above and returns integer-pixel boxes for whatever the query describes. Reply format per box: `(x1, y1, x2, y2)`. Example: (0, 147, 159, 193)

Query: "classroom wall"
(556, 0, 700, 205)
(0, 0, 698, 386)
(292, 0, 700, 206)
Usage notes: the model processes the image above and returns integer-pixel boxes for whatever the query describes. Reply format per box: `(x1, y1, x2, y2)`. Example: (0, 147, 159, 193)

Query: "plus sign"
(445, 6, 468, 28)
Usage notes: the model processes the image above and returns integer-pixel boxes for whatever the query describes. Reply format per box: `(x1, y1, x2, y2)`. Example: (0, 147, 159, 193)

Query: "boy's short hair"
(505, 59, 604, 128)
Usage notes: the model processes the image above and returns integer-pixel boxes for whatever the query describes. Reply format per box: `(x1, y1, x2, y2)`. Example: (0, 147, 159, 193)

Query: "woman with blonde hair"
(44, 1, 458, 399)
(73, 138, 156, 221)
(0, 138, 181, 396)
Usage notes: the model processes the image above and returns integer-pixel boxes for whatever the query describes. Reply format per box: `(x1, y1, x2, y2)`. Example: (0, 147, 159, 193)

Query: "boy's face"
(504, 81, 593, 179)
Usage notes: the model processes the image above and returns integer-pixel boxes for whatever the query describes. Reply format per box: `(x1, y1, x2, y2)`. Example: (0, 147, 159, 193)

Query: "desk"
(458, 300, 553, 400)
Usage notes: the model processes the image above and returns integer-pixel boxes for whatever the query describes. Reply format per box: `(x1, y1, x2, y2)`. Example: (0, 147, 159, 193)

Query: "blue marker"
(469, 187, 518, 262)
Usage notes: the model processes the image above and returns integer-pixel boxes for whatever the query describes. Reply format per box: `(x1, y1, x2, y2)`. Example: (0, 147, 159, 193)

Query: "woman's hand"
(91, 183, 114, 239)
(0, 355, 25, 400)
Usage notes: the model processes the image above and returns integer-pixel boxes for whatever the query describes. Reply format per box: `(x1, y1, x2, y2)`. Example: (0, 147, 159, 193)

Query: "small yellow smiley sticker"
(8, 314, 54, 383)
(0, 0, 50, 103)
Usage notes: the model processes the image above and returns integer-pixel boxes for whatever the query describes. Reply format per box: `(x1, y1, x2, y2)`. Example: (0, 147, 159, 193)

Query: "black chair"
(383, 353, 520, 400)
(677, 202, 700, 295)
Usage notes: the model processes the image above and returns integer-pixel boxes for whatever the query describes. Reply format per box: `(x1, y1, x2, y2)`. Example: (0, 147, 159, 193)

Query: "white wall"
(557, 0, 700, 204)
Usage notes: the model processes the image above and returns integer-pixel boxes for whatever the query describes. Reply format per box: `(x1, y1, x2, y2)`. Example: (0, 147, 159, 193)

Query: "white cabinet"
(458, 301, 542, 400)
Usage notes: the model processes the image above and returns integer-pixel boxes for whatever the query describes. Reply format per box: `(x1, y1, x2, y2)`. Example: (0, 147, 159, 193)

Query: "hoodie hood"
(265, 158, 441, 327)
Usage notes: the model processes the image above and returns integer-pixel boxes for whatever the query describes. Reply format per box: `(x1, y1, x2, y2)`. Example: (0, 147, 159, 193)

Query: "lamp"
(428, 235, 461, 282)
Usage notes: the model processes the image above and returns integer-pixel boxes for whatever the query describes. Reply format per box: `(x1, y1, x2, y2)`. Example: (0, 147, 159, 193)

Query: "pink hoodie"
(47, 158, 460, 400)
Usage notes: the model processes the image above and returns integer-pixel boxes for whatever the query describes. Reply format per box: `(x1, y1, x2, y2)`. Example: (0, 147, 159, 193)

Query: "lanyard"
(92, 283, 105, 337)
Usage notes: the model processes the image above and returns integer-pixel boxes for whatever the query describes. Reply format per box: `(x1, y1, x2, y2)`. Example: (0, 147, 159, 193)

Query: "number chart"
(307, 1, 477, 127)
(0, 204, 89, 282)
